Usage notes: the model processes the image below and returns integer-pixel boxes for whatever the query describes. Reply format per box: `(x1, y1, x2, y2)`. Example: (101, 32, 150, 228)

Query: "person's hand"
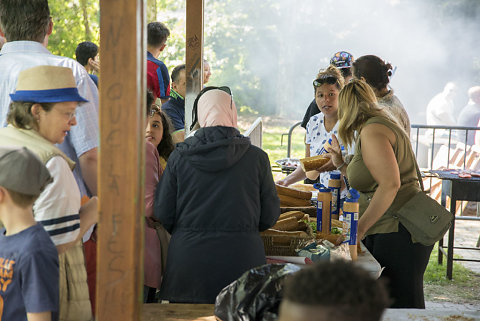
(80, 196, 98, 224)
(276, 178, 289, 186)
(325, 134, 344, 168)
(88, 58, 100, 74)
(315, 159, 336, 172)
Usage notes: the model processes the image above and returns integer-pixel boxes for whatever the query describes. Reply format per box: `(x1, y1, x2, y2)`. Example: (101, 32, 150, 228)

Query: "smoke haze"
(204, 0, 480, 123)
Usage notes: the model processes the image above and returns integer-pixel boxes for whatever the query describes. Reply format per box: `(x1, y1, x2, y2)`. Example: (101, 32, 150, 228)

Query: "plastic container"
(328, 171, 341, 220)
(318, 138, 332, 155)
(314, 184, 331, 234)
(343, 189, 360, 261)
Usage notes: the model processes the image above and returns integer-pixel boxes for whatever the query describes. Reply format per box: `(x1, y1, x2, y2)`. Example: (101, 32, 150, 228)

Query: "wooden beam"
(185, 0, 204, 134)
(97, 0, 146, 320)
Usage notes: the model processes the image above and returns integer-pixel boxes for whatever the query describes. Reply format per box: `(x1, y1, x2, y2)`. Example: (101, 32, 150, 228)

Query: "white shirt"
(34, 156, 81, 246)
(306, 113, 343, 187)
(0, 41, 99, 197)
(426, 93, 456, 126)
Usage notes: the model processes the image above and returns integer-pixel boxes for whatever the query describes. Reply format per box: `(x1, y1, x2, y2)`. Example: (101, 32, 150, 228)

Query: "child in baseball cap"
(0, 146, 59, 321)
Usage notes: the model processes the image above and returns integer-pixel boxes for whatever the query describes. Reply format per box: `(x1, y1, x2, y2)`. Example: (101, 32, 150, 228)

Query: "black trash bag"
(214, 263, 301, 321)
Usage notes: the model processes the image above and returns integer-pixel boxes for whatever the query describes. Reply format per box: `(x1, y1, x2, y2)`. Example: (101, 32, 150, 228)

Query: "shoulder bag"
(396, 146, 453, 246)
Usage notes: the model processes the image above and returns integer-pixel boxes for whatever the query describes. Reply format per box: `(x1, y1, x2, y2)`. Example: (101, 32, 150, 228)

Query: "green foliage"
(238, 105, 259, 116)
(48, 0, 99, 59)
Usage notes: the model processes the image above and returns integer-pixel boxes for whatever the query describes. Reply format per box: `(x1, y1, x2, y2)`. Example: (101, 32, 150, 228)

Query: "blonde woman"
(327, 79, 433, 308)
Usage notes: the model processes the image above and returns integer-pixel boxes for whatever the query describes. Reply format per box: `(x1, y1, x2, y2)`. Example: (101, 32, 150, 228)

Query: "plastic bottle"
(328, 171, 341, 220)
(314, 184, 331, 234)
(318, 138, 332, 155)
(343, 189, 360, 261)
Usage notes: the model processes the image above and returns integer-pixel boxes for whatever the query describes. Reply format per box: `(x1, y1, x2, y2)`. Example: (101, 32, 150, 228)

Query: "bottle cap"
(329, 171, 341, 179)
(314, 183, 331, 193)
(345, 188, 360, 202)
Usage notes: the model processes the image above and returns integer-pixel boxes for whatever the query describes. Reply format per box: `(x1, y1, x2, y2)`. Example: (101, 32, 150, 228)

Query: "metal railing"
(244, 117, 263, 148)
(410, 124, 480, 171)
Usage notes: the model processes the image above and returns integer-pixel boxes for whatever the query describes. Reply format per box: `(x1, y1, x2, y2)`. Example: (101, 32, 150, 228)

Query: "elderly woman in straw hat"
(0, 65, 97, 320)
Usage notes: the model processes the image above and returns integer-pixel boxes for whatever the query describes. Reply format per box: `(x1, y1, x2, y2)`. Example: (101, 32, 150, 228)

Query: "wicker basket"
(261, 235, 314, 256)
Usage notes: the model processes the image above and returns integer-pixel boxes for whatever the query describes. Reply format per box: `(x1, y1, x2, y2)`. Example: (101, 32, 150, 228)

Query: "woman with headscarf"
(153, 86, 280, 303)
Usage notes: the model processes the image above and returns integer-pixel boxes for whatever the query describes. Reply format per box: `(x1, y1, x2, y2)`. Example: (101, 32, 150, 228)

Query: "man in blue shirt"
(162, 64, 186, 143)
(0, 0, 99, 198)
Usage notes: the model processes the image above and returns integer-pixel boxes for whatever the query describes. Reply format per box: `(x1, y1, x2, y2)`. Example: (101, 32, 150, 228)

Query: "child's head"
(278, 261, 390, 321)
(0, 146, 52, 209)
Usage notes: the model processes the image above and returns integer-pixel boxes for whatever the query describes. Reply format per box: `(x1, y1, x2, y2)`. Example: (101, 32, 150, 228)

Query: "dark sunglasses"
(313, 75, 338, 87)
(190, 86, 232, 131)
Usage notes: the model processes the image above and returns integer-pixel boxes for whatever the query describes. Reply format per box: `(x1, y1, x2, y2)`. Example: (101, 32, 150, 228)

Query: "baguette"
(275, 184, 312, 200)
(279, 194, 312, 207)
(273, 216, 300, 231)
(299, 155, 330, 172)
(279, 211, 305, 221)
(291, 183, 317, 193)
(315, 232, 345, 246)
(280, 206, 316, 217)
(331, 219, 343, 229)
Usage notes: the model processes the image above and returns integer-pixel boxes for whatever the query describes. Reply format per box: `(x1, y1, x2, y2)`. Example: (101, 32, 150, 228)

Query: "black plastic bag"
(214, 263, 301, 321)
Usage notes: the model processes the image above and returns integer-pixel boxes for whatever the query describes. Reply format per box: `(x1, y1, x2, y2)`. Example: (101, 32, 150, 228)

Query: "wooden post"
(185, 0, 204, 134)
(97, 0, 146, 320)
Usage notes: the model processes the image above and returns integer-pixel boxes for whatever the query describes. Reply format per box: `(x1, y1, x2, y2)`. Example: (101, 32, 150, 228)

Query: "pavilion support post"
(97, 0, 146, 320)
(185, 0, 204, 134)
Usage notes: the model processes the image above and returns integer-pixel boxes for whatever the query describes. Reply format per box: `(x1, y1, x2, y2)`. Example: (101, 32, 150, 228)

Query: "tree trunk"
(80, 0, 92, 41)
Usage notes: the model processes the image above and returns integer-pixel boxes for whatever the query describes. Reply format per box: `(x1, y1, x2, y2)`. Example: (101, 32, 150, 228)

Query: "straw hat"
(9, 65, 88, 103)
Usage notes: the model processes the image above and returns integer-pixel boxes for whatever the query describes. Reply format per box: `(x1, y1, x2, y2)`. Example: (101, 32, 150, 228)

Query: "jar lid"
(329, 171, 341, 179)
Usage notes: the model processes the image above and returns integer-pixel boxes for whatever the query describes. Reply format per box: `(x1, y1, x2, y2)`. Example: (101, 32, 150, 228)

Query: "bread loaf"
(331, 219, 343, 229)
(279, 194, 312, 207)
(273, 216, 300, 231)
(299, 155, 330, 172)
(315, 232, 345, 246)
(279, 211, 305, 221)
(275, 184, 312, 200)
(280, 206, 317, 217)
(290, 183, 317, 193)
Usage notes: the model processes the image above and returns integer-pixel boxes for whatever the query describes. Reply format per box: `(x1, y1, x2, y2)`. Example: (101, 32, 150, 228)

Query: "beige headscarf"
(197, 89, 238, 128)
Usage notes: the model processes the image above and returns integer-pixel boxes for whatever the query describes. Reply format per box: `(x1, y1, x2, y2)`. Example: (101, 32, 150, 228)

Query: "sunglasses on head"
(149, 104, 161, 117)
(313, 75, 338, 87)
(190, 86, 232, 131)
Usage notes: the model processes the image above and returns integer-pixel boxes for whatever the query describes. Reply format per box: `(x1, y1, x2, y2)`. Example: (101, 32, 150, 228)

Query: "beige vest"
(0, 126, 91, 321)
(0, 125, 75, 169)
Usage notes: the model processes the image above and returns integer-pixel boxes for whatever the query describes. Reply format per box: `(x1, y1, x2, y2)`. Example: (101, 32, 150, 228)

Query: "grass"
(424, 244, 480, 303)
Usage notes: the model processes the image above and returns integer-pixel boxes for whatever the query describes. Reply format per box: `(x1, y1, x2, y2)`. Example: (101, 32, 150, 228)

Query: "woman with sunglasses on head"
(352, 55, 410, 136)
(153, 86, 280, 303)
(277, 65, 349, 188)
(327, 79, 433, 308)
